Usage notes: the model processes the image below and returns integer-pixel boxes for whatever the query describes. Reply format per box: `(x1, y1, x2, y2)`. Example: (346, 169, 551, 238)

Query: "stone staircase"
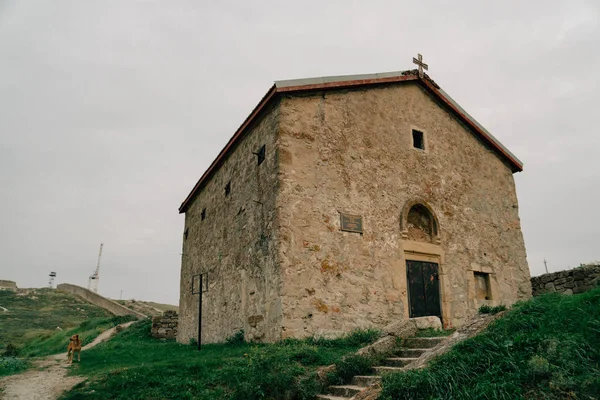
(316, 336, 446, 400)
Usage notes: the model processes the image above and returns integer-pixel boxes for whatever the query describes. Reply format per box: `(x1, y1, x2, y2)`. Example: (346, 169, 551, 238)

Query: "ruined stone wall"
(276, 83, 530, 337)
(531, 265, 600, 296)
(57, 283, 147, 319)
(178, 102, 282, 344)
(151, 310, 178, 339)
(0, 280, 17, 291)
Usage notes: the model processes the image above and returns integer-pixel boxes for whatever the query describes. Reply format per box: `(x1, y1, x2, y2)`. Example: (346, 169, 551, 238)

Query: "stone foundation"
(151, 310, 179, 339)
(531, 264, 600, 296)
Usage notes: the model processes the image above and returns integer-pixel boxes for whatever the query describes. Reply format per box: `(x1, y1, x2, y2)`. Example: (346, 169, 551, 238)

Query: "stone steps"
(380, 357, 418, 368)
(352, 375, 381, 386)
(316, 395, 349, 400)
(402, 337, 445, 349)
(317, 336, 447, 399)
(395, 348, 429, 358)
(372, 365, 404, 374)
(327, 385, 365, 397)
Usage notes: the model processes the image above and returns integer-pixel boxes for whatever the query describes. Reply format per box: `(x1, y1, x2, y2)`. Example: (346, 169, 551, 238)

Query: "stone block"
(563, 281, 574, 289)
(248, 315, 264, 327)
(382, 320, 418, 338)
(572, 285, 595, 294)
(573, 269, 588, 281)
(410, 316, 442, 330)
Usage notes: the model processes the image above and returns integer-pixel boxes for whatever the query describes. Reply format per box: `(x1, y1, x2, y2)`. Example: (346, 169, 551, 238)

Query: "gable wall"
(276, 83, 530, 337)
(178, 102, 282, 344)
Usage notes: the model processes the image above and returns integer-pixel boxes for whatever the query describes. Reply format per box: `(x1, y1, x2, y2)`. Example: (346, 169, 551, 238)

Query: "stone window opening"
(184, 228, 189, 240)
(201, 208, 206, 221)
(225, 181, 231, 197)
(254, 144, 266, 165)
(400, 201, 440, 244)
(474, 272, 492, 300)
(412, 129, 425, 150)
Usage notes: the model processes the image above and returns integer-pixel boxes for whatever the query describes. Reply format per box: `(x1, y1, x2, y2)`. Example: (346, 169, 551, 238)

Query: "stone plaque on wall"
(340, 213, 363, 233)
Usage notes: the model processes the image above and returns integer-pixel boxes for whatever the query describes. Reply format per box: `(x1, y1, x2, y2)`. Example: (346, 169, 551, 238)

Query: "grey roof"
(275, 70, 409, 88)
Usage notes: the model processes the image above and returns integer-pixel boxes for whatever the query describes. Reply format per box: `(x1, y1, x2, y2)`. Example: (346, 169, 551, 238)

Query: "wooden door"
(406, 260, 441, 318)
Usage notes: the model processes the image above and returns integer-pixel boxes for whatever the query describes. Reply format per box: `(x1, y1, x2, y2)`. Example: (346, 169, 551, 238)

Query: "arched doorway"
(401, 201, 442, 319)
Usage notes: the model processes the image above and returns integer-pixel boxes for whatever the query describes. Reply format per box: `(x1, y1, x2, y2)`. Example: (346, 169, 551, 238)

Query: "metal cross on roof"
(413, 53, 428, 78)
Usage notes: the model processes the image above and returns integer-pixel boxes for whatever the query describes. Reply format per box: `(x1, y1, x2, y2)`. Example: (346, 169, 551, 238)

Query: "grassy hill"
(381, 287, 600, 399)
(58, 287, 600, 400)
(0, 288, 112, 350)
(0, 288, 135, 358)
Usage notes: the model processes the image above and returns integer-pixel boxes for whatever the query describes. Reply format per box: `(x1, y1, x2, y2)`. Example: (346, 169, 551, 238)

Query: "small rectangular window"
(225, 182, 231, 196)
(201, 208, 206, 221)
(412, 129, 425, 150)
(184, 228, 189, 239)
(257, 145, 266, 165)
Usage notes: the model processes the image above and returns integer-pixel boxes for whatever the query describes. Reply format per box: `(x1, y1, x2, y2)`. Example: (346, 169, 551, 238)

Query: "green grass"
(0, 288, 113, 352)
(381, 287, 600, 400)
(0, 357, 29, 377)
(21, 315, 137, 357)
(61, 323, 380, 400)
(478, 304, 507, 315)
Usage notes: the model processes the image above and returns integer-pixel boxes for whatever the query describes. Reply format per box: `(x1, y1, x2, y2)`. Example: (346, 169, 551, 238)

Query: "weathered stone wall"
(178, 101, 282, 344)
(0, 280, 17, 291)
(57, 283, 147, 320)
(531, 265, 600, 296)
(151, 310, 178, 339)
(276, 83, 530, 336)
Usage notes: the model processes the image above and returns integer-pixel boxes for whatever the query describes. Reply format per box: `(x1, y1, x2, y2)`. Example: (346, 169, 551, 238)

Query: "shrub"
(225, 330, 245, 345)
(3, 344, 19, 357)
(0, 357, 29, 377)
(478, 304, 507, 314)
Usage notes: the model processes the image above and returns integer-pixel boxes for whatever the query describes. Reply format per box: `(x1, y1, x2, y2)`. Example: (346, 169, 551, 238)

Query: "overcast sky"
(1, 1, 598, 305)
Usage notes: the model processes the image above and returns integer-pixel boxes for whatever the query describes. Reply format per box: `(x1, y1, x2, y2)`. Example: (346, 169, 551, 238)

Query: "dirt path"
(0, 306, 8, 312)
(0, 321, 136, 400)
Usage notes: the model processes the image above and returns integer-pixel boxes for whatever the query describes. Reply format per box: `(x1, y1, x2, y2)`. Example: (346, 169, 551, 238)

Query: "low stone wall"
(57, 283, 147, 320)
(531, 265, 600, 296)
(151, 310, 178, 339)
(0, 280, 17, 291)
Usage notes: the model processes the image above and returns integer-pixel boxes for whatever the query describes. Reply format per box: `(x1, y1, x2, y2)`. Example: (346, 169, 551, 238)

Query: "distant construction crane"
(88, 243, 103, 293)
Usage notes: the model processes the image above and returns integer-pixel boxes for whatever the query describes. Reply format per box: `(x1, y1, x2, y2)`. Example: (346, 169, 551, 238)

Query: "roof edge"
(179, 72, 523, 213)
(178, 84, 277, 213)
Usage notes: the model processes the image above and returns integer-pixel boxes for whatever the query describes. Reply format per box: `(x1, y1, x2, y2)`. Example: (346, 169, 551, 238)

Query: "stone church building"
(177, 68, 531, 344)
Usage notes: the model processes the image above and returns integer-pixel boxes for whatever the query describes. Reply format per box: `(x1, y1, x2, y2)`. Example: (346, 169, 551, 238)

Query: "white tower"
(48, 272, 57, 289)
(88, 243, 103, 293)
